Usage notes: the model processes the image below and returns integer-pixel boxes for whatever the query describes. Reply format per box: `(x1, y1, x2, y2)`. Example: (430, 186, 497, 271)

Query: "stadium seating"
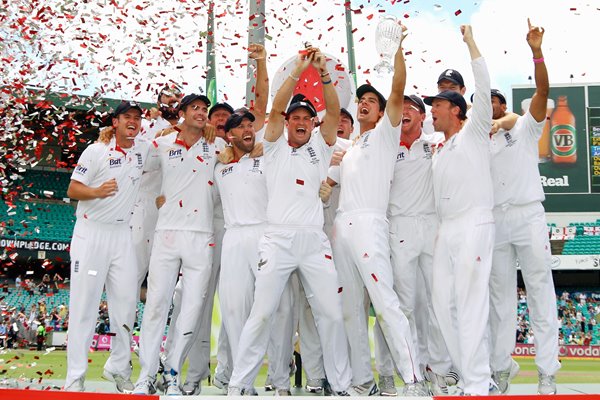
(20, 169, 71, 200)
(549, 223, 600, 255)
(1, 200, 75, 243)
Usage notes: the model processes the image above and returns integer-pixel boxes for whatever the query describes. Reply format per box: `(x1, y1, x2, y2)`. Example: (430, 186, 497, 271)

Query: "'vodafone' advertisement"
(89, 334, 166, 352)
(513, 343, 600, 358)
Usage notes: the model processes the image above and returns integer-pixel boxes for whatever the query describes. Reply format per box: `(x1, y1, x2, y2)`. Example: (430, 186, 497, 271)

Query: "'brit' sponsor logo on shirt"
(221, 165, 234, 177)
(168, 148, 183, 158)
(75, 165, 88, 175)
(396, 151, 405, 161)
(109, 158, 122, 168)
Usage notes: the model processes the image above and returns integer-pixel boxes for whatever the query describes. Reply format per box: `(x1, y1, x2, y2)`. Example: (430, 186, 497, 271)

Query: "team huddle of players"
(63, 20, 560, 397)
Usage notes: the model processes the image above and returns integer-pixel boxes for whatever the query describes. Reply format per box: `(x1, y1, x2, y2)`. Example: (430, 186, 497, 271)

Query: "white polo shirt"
(138, 117, 173, 196)
(336, 110, 399, 214)
(490, 111, 545, 206)
(71, 137, 149, 224)
(323, 137, 352, 230)
(215, 155, 267, 229)
(264, 130, 334, 228)
(147, 132, 227, 232)
(388, 133, 440, 218)
(431, 57, 493, 220)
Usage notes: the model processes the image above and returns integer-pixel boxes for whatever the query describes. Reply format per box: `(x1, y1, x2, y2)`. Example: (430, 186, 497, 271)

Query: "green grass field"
(0, 350, 598, 386)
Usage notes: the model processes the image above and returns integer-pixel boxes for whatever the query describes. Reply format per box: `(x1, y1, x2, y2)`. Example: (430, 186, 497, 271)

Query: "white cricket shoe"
(133, 377, 157, 395)
(492, 359, 520, 394)
(378, 375, 397, 397)
(538, 372, 557, 395)
(102, 369, 134, 393)
(64, 377, 85, 392)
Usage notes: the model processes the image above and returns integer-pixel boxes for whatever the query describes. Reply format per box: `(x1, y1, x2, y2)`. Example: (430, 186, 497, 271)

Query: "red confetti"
(179, 200, 183, 207)
(476, 256, 481, 262)
(338, 287, 343, 293)
(371, 273, 378, 282)
(208, 180, 214, 186)
(196, 155, 204, 162)
(296, 179, 304, 186)
(325, 254, 332, 260)
(454, 9, 462, 16)
(366, 14, 374, 20)
(363, 253, 369, 258)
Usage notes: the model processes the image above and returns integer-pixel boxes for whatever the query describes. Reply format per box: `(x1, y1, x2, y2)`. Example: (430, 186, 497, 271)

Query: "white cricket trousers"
(229, 227, 352, 393)
(432, 208, 495, 395)
(375, 214, 451, 377)
(295, 276, 325, 381)
(333, 211, 420, 384)
(65, 219, 137, 386)
(163, 223, 229, 384)
(489, 202, 560, 375)
(220, 224, 294, 390)
(136, 230, 213, 383)
(131, 190, 159, 302)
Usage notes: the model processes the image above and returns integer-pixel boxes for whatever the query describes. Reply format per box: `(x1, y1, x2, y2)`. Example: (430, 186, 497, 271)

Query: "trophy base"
(374, 61, 394, 74)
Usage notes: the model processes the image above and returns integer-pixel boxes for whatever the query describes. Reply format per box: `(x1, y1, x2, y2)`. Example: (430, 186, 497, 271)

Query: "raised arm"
(463, 25, 492, 142)
(526, 18, 549, 123)
(462, 24, 482, 61)
(385, 24, 408, 127)
(264, 49, 313, 142)
(313, 49, 339, 145)
(248, 43, 269, 131)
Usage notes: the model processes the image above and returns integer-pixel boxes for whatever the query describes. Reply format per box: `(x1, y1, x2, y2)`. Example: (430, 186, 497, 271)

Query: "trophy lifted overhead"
(374, 15, 404, 74)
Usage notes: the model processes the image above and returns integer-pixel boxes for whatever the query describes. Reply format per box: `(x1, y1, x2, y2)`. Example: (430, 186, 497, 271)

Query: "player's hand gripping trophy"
(374, 15, 403, 74)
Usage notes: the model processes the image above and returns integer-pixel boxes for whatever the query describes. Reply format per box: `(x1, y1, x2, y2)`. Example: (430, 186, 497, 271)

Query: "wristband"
(289, 73, 299, 81)
(322, 79, 332, 85)
(533, 57, 544, 64)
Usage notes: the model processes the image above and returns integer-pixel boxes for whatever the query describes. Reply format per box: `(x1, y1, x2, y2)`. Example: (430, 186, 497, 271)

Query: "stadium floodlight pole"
(245, 0, 266, 108)
(205, 0, 217, 105)
(345, 0, 357, 88)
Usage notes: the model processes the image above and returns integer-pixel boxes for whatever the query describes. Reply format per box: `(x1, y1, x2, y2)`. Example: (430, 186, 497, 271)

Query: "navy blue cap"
(209, 102, 235, 119)
(113, 101, 143, 117)
(224, 108, 255, 132)
(469, 89, 507, 105)
(356, 84, 386, 110)
(179, 93, 211, 111)
(437, 69, 465, 87)
(404, 95, 426, 114)
(340, 108, 354, 125)
(286, 93, 317, 118)
(424, 90, 467, 116)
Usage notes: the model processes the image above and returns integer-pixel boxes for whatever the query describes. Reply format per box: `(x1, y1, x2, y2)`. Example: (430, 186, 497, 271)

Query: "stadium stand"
(1, 200, 75, 243)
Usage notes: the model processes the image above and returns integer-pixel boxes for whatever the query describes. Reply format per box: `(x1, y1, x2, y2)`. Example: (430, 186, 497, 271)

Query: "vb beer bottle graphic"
(550, 96, 577, 164)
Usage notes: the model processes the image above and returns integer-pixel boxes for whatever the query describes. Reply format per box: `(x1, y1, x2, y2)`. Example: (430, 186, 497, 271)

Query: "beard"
(160, 105, 179, 120)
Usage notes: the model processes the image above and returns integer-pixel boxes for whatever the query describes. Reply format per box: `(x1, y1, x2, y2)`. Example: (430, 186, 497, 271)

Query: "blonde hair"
(97, 126, 115, 144)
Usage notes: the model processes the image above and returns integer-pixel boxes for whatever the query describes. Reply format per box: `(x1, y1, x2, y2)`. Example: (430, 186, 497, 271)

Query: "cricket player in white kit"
(133, 84, 183, 301)
(216, 109, 295, 396)
(134, 94, 226, 395)
(330, 24, 428, 397)
(65, 101, 149, 393)
(297, 108, 353, 395)
(227, 46, 354, 396)
(373, 94, 451, 396)
(488, 19, 560, 395)
(425, 25, 494, 396)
